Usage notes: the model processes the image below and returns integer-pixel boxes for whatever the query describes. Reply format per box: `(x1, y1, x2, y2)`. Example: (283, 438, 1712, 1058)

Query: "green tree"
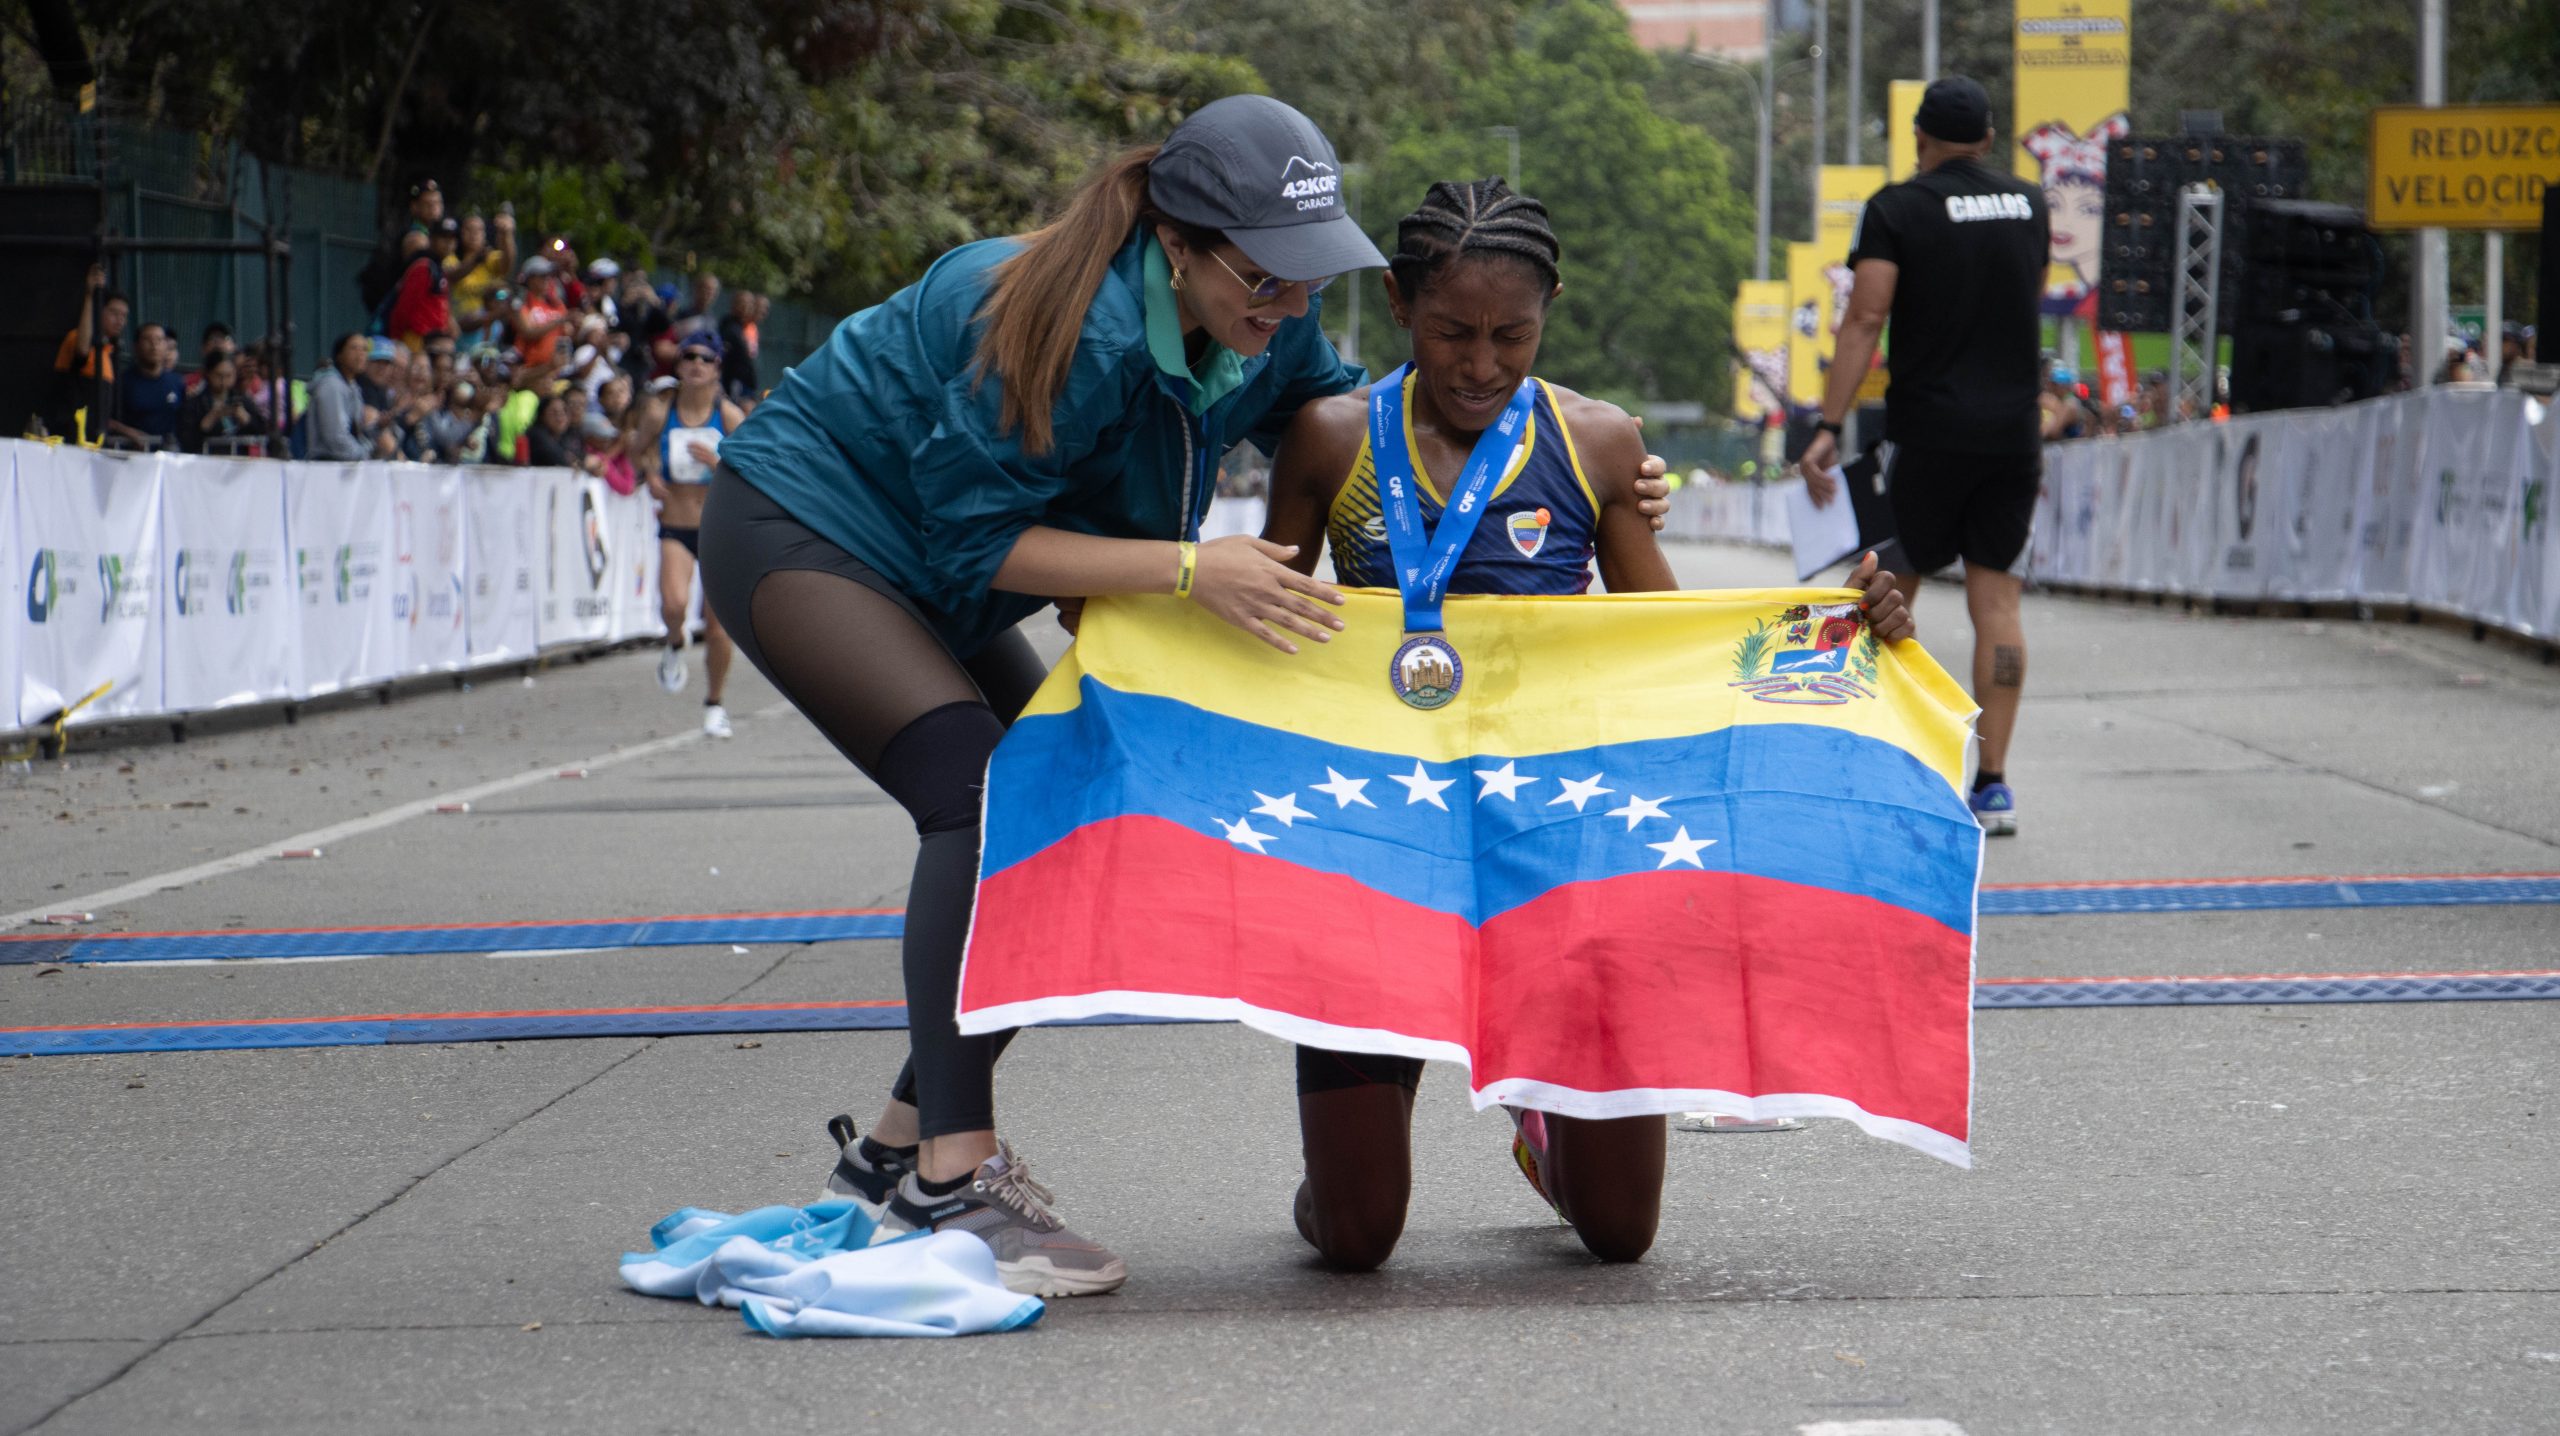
(1359, 0, 1754, 407)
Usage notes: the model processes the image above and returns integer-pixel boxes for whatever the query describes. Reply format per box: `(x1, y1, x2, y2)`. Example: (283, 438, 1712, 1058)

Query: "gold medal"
(1389, 632, 1463, 711)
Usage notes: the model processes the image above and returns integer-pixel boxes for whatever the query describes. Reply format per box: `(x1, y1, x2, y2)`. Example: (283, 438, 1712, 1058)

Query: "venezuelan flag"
(958, 589, 1984, 1165)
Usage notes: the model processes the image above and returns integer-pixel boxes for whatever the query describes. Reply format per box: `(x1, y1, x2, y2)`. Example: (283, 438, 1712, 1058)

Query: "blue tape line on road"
(7, 976, 2554, 1056)
(1981, 875, 2560, 915)
(1978, 972, 2560, 1007)
(0, 911, 907, 965)
(12, 873, 2559, 968)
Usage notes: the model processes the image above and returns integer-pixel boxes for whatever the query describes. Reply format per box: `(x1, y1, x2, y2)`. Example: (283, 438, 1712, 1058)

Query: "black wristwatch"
(1814, 417, 1844, 438)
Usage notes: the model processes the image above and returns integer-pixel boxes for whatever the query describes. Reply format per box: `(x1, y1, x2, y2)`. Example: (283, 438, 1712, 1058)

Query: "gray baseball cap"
(1148, 95, 1388, 281)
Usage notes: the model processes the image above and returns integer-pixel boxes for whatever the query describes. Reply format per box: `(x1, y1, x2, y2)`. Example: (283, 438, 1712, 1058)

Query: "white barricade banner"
(2356, 395, 2420, 604)
(2209, 417, 2277, 600)
(536, 469, 614, 649)
(2285, 408, 2361, 602)
(2465, 403, 2530, 629)
(162, 455, 297, 713)
(15, 446, 165, 725)
(286, 463, 398, 696)
(606, 486, 665, 645)
(2514, 398, 2559, 637)
(392, 464, 470, 673)
(465, 468, 539, 665)
(2408, 388, 2498, 618)
(1, 445, 20, 731)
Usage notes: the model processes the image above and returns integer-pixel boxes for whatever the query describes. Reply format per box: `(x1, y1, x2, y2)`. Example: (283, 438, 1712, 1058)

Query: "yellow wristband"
(1174, 540, 1198, 600)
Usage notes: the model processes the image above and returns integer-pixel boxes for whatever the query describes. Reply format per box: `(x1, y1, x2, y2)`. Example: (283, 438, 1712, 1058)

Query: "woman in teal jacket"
(700, 96, 1384, 1297)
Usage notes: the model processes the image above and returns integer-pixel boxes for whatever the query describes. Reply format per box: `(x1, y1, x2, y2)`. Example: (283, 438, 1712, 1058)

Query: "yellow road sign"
(2368, 104, 2560, 230)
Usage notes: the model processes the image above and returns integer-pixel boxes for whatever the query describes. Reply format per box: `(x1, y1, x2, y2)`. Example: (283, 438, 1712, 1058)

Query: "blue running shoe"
(1970, 781, 2018, 837)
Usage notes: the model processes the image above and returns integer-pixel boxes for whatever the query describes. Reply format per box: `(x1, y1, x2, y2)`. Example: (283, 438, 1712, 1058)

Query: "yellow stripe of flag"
(1024, 591, 1979, 791)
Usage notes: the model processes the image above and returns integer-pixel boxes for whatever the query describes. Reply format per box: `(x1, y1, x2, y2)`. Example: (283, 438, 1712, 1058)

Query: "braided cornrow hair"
(1388, 177, 1562, 301)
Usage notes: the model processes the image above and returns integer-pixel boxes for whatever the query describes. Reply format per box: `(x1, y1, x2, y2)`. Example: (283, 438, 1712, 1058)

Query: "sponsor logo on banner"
(2227, 432, 2261, 571)
(1730, 603, 1879, 705)
(26, 549, 57, 624)
(581, 489, 609, 590)
(575, 486, 611, 621)
(167, 550, 198, 617)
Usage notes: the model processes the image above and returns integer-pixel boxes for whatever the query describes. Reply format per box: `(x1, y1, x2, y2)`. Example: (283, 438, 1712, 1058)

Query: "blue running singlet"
(1326, 372, 1600, 596)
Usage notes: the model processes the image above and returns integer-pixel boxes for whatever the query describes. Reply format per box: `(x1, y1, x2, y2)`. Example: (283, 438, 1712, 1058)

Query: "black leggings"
(698, 466, 1048, 1139)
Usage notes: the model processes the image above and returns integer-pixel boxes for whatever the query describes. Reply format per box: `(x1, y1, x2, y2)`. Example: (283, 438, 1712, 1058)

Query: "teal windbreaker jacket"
(719, 228, 1366, 657)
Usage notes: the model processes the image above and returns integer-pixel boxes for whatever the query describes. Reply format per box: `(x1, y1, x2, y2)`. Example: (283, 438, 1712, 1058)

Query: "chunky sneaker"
(656, 645, 687, 694)
(1507, 1107, 1568, 1222)
(872, 1141, 1127, 1297)
(702, 703, 733, 739)
(818, 1114, 912, 1218)
(1970, 781, 2019, 837)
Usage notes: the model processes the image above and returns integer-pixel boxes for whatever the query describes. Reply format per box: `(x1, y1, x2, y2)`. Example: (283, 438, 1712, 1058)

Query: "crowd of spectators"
(39, 177, 776, 476)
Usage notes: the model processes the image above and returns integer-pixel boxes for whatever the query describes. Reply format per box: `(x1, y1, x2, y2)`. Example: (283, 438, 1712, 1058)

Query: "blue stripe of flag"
(985, 677, 1981, 933)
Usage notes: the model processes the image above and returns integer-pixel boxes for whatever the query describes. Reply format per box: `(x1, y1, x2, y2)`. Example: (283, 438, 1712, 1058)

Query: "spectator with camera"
(177, 349, 272, 455)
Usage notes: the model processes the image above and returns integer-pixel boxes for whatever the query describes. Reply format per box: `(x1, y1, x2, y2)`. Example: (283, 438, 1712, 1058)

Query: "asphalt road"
(3, 541, 2554, 1436)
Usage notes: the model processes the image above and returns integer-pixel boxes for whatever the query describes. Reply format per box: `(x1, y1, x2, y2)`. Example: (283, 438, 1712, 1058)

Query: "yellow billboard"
(2014, 0, 2130, 316)
(1786, 243, 1826, 404)
(1732, 279, 1790, 420)
(1779, 168, 1886, 408)
(1889, 80, 1925, 181)
(2368, 105, 2560, 230)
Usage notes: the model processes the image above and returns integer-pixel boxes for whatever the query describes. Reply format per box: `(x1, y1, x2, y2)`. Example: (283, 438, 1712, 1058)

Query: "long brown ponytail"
(976, 147, 1155, 457)
(974, 145, 1218, 457)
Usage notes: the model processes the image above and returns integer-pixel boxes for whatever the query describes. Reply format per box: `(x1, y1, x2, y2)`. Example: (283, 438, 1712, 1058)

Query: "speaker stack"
(2228, 199, 2389, 412)
(2095, 134, 2308, 334)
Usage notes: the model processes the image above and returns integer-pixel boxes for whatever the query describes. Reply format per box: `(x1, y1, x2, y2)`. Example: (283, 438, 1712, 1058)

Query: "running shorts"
(1881, 442, 2043, 576)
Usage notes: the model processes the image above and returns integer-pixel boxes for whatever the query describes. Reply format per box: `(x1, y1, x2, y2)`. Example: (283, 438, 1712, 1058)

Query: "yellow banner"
(1733, 279, 1791, 420)
(2368, 105, 2560, 230)
(1786, 243, 1826, 405)
(1778, 169, 1886, 409)
(2014, 0, 2130, 315)
(1889, 80, 1925, 181)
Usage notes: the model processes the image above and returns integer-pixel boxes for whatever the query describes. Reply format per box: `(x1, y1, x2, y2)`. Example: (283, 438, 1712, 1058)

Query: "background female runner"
(1261, 177, 1914, 1270)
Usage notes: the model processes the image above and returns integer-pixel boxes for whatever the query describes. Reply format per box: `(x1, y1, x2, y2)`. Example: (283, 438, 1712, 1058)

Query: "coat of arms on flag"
(958, 589, 1984, 1165)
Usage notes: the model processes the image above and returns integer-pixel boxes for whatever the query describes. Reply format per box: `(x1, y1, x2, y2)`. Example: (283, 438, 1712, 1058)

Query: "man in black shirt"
(1800, 74, 2046, 837)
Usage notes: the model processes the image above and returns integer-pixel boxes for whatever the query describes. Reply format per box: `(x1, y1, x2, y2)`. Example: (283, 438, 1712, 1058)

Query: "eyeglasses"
(677, 351, 717, 365)
(1206, 249, 1335, 309)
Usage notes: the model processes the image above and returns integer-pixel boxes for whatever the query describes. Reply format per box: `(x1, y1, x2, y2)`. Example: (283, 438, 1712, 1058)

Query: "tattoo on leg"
(1991, 645, 2024, 688)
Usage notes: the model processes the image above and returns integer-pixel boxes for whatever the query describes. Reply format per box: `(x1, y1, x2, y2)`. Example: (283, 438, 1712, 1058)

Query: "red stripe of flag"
(965, 814, 1971, 1147)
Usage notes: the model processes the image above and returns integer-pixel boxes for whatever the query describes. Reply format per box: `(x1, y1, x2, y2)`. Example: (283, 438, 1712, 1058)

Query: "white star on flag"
(1549, 773, 1613, 811)
(1388, 761, 1456, 811)
(1606, 794, 1671, 831)
(1473, 761, 1536, 802)
(1310, 767, 1376, 809)
(1251, 791, 1315, 827)
(1217, 816, 1276, 854)
(1647, 826, 1716, 869)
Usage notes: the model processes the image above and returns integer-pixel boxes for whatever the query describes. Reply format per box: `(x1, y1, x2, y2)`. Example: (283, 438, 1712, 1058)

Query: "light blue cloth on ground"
(620, 1199, 1042, 1338)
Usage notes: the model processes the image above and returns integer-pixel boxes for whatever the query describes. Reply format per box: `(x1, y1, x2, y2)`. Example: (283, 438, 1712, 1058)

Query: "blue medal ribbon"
(1369, 363, 1536, 633)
